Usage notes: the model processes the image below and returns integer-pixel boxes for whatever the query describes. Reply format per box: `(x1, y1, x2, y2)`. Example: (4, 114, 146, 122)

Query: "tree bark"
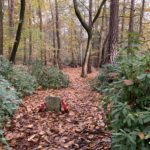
(49, 0, 57, 66)
(120, 0, 126, 45)
(127, 0, 135, 55)
(139, 0, 145, 36)
(81, 33, 92, 77)
(0, 0, 3, 56)
(29, 3, 32, 63)
(87, 0, 93, 74)
(105, 0, 119, 64)
(23, 37, 27, 64)
(97, 6, 105, 68)
(8, 0, 14, 55)
(9, 0, 25, 63)
(38, 0, 43, 61)
(55, 0, 61, 68)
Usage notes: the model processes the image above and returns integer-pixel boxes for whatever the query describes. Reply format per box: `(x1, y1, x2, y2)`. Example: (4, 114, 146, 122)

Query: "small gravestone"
(45, 96, 61, 112)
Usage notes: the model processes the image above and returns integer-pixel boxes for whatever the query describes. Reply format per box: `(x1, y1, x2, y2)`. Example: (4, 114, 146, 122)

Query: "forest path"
(3, 68, 111, 150)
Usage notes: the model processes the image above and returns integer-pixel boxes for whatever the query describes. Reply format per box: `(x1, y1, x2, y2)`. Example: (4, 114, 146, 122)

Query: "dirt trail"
(2, 68, 111, 150)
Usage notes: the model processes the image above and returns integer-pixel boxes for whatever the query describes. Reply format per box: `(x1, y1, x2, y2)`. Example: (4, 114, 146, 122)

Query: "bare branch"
(73, 0, 90, 32)
(92, 0, 107, 25)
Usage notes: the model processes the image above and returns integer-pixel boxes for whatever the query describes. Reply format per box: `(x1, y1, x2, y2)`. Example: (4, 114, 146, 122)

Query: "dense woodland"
(0, 0, 150, 150)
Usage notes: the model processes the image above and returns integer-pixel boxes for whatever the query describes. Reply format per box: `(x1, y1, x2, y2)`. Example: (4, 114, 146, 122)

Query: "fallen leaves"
(138, 132, 145, 140)
(123, 79, 133, 86)
(6, 132, 25, 141)
(1, 68, 111, 150)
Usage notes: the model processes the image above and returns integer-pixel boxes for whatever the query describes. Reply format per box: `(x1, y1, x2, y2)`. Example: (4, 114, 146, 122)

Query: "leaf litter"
(1, 68, 111, 150)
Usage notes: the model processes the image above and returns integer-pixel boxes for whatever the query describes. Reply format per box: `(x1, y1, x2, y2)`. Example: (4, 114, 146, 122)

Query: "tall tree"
(127, 0, 135, 55)
(49, 0, 56, 66)
(139, 0, 145, 36)
(29, 2, 32, 63)
(8, 0, 14, 55)
(87, 0, 93, 73)
(120, 0, 126, 44)
(105, 0, 119, 63)
(9, 0, 26, 63)
(23, 37, 27, 64)
(0, 0, 3, 55)
(55, 0, 61, 68)
(97, 6, 105, 67)
(38, 0, 43, 61)
(73, 0, 107, 77)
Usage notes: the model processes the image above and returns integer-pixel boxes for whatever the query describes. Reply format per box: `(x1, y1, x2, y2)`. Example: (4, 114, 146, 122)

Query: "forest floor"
(2, 68, 111, 150)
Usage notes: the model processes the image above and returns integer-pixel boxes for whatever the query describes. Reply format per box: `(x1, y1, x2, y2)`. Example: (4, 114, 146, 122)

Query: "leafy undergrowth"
(93, 54, 150, 150)
(31, 60, 69, 89)
(0, 75, 21, 148)
(0, 68, 111, 150)
(0, 59, 37, 97)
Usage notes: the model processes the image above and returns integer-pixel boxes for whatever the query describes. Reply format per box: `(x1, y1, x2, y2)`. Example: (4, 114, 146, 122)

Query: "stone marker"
(45, 96, 61, 112)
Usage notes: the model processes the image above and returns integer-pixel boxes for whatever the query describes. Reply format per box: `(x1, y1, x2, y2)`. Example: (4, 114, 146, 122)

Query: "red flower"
(61, 99, 69, 113)
(38, 102, 46, 112)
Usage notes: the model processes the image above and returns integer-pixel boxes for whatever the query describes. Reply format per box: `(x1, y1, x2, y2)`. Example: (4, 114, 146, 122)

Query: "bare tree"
(73, 0, 107, 77)
(9, 0, 26, 63)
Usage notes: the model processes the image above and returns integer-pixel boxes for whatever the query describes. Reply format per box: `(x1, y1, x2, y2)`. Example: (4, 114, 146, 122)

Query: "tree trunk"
(97, 6, 105, 68)
(8, 0, 14, 55)
(0, 0, 3, 56)
(49, 0, 57, 66)
(29, 3, 32, 63)
(79, 26, 83, 66)
(127, 0, 135, 55)
(55, 0, 61, 68)
(120, 0, 126, 46)
(38, 0, 43, 61)
(100, 33, 109, 66)
(105, 0, 119, 64)
(9, 0, 25, 63)
(87, 0, 93, 74)
(81, 33, 92, 77)
(139, 0, 145, 36)
(23, 38, 27, 65)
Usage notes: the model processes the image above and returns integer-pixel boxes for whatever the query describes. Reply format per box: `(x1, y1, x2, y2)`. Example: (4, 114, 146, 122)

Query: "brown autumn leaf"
(26, 124, 34, 129)
(5, 132, 25, 141)
(138, 132, 145, 140)
(123, 79, 133, 86)
(63, 140, 74, 148)
(27, 134, 39, 142)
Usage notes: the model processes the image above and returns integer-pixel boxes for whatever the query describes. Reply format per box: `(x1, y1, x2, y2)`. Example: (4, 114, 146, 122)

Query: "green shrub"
(31, 59, 44, 79)
(94, 54, 150, 150)
(7, 66, 37, 97)
(0, 75, 21, 148)
(31, 61, 69, 89)
(0, 75, 21, 127)
(0, 58, 13, 78)
(0, 59, 37, 97)
(35, 67, 69, 89)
